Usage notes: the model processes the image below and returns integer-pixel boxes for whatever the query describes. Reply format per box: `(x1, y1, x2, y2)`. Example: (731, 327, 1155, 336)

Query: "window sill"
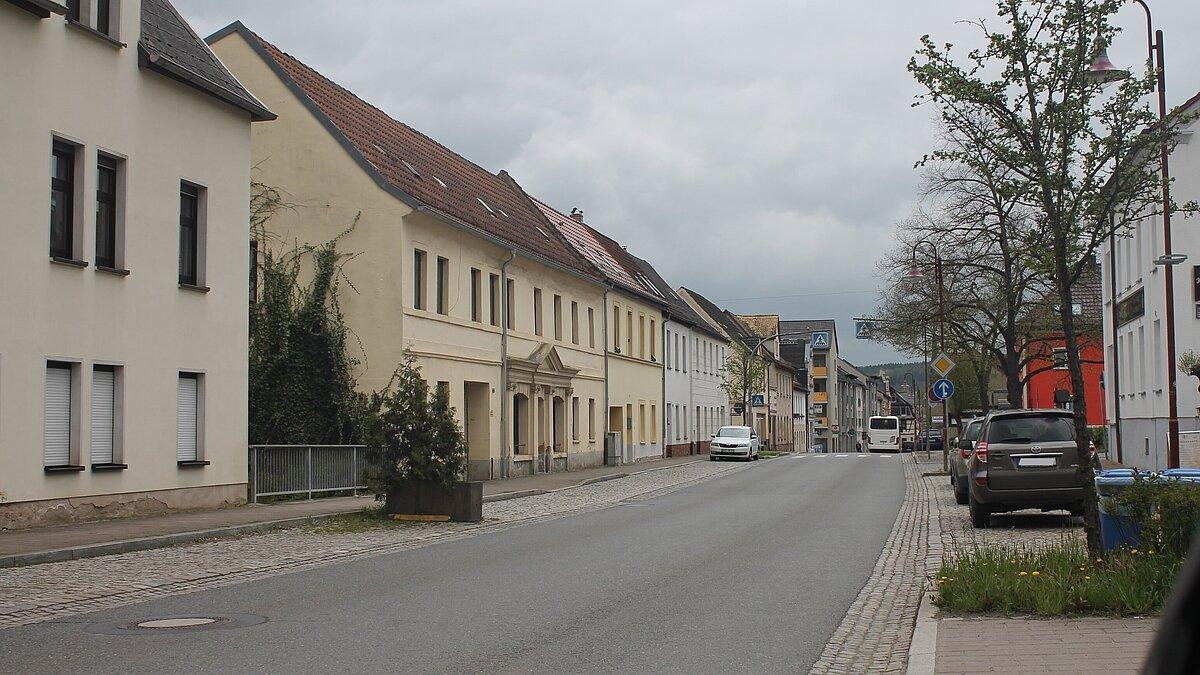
(50, 256, 88, 269)
(91, 462, 128, 471)
(179, 282, 211, 293)
(66, 18, 125, 48)
(96, 265, 130, 277)
(44, 464, 85, 473)
(512, 455, 534, 462)
(177, 460, 210, 468)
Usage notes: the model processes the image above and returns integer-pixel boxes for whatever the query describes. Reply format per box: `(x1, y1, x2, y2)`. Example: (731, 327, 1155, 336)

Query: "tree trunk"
(1052, 236, 1102, 556)
(1003, 349, 1024, 409)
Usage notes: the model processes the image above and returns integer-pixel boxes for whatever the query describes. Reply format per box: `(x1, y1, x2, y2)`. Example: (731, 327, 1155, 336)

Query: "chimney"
(569, 207, 584, 223)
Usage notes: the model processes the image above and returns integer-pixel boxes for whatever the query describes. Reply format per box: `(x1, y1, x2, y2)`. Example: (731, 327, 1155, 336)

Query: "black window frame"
(65, 0, 80, 22)
(95, 0, 112, 36)
(50, 140, 76, 260)
(435, 256, 449, 315)
(489, 273, 500, 326)
(413, 249, 426, 310)
(178, 183, 200, 286)
(470, 268, 481, 322)
(95, 154, 118, 269)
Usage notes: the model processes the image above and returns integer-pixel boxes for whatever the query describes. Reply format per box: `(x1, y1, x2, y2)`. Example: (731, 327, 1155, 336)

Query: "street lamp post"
(1087, 0, 1180, 467)
(908, 240, 949, 472)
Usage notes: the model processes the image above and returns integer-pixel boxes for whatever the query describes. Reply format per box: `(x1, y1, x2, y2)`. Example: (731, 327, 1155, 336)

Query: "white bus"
(867, 416, 902, 453)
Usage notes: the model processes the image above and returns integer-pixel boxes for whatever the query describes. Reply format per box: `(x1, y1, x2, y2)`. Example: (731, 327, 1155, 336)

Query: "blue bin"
(1096, 471, 1142, 552)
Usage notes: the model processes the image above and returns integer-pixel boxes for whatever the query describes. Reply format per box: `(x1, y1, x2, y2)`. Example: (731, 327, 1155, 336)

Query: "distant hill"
(859, 362, 926, 390)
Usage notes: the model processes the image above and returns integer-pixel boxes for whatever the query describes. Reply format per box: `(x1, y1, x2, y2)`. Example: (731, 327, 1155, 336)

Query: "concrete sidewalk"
(0, 454, 707, 568)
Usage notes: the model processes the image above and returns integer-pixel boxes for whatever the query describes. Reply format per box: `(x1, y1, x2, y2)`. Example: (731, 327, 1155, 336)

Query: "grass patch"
(758, 451, 780, 458)
(300, 507, 416, 534)
(935, 542, 1183, 616)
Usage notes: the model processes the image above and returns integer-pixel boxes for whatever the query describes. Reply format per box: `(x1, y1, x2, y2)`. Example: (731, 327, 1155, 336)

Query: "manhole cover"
(136, 617, 220, 629)
(86, 613, 266, 636)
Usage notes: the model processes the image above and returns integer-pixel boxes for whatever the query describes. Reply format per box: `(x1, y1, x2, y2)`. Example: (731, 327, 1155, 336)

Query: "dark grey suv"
(967, 409, 1090, 528)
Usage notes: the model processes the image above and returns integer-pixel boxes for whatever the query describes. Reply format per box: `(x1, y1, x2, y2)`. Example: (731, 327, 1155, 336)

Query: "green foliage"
(248, 216, 369, 445)
(1102, 476, 1200, 559)
(936, 542, 1182, 616)
(720, 341, 768, 409)
(1088, 426, 1107, 453)
(1178, 350, 1200, 378)
(362, 350, 468, 493)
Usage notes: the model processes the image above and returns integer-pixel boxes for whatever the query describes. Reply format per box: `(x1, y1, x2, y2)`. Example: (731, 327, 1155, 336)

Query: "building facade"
(1100, 91, 1200, 470)
(0, 0, 273, 527)
(780, 320, 841, 452)
(211, 24, 609, 480)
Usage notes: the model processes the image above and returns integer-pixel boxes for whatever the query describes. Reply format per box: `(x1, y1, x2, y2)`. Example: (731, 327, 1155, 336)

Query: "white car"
(709, 426, 760, 461)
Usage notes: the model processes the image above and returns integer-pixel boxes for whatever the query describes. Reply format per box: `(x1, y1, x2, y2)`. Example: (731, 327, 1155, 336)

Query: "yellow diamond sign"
(931, 353, 955, 378)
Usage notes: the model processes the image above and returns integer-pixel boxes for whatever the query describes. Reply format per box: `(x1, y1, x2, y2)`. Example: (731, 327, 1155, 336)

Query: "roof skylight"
(477, 197, 496, 215)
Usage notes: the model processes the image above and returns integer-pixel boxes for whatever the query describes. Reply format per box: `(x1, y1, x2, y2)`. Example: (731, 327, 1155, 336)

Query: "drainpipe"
(602, 288, 611, 465)
(500, 250, 516, 479)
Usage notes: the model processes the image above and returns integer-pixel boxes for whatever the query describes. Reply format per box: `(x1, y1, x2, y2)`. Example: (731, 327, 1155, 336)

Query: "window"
(66, 0, 80, 21)
(96, 0, 114, 36)
(470, 268, 482, 322)
(675, 333, 681, 370)
(505, 279, 515, 329)
(639, 403, 646, 443)
(650, 319, 656, 360)
(588, 399, 596, 440)
(613, 305, 621, 351)
(571, 301, 579, 344)
(489, 273, 500, 326)
(651, 404, 658, 441)
(626, 310, 633, 355)
(435, 257, 449, 314)
(682, 337, 688, 372)
(44, 361, 75, 467)
(553, 294, 563, 340)
(1051, 348, 1067, 370)
(436, 381, 450, 401)
(638, 315, 645, 358)
(95, 155, 120, 268)
(177, 373, 202, 463)
(675, 406, 681, 440)
(178, 183, 202, 286)
(413, 249, 427, 309)
(588, 308, 595, 348)
(534, 288, 543, 335)
(50, 140, 77, 260)
(665, 330, 672, 368)
(91, 365, 119, 465)
(572, 397, 580, 440)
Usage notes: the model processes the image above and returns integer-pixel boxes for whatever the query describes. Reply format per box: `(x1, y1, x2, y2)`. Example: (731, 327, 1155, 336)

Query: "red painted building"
(1022, 336, 1107, 426)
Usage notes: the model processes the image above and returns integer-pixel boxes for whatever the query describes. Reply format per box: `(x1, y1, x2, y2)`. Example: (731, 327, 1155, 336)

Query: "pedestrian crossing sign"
(812, 331, 830, 349)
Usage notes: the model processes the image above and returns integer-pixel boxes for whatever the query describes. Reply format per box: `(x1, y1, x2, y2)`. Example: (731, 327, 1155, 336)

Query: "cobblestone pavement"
(0, 459, 750, 629)
(809, 455, 933, 674)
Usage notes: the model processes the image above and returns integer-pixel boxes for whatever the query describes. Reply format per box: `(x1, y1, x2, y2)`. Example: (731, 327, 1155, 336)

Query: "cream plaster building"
(209, 23, 610, 480)
(538, 205, 667, 462)
(0, 0, 273, 527)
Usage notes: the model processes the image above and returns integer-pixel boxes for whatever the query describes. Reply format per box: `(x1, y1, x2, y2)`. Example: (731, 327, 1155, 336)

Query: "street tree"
(909, 0, 1191, 553)
(720, 340, 768, 425)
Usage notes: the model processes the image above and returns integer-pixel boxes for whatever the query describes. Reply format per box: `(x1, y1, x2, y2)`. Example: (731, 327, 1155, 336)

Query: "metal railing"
(248, 445, 368, 503)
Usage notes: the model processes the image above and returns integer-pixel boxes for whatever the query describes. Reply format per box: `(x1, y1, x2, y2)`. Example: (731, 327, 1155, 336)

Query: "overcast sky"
(178, 0, 1200, 366)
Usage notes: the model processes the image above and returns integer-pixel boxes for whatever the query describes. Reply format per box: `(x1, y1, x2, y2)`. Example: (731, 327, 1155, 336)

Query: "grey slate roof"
(141, 0, 274, 120)
(679, 287, 752, 342)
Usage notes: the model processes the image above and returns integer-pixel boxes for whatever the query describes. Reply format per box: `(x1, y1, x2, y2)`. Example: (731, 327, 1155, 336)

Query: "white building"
(1101, 91, 1200, 471)
(0, 0, 273, 527)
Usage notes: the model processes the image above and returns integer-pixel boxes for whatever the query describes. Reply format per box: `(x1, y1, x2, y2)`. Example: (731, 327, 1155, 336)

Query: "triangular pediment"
(508, 343, 580, 380)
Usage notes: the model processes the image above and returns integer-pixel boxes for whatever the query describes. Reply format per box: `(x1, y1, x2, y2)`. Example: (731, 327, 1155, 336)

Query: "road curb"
(0, 458, 710, 568)
(905, 591, 939, 674)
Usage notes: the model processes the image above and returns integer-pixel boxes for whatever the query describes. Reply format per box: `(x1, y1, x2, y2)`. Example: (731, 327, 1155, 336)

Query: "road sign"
(751, 394, 765, 406)
(854, 321, 875, 340)
(932, 378, 954, 401)
(811, 331, 830, 349)
(931, 353, 956, 377)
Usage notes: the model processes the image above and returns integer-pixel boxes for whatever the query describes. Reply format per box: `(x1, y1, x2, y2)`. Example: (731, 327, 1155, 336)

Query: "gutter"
(499, 250, 517, 478)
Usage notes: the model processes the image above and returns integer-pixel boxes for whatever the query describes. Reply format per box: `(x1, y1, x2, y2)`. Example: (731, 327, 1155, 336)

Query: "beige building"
(539, 205, 666, 462)
(209, 23, 610, 479)
(0, 0, 273, 527)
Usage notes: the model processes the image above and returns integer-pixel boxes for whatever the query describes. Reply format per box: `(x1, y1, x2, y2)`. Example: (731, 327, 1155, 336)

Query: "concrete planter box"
(384, 481, 483, 522)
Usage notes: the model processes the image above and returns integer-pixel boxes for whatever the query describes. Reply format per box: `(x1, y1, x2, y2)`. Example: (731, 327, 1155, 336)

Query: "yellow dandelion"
(1148, 549, 1156, 555)
(1031, 571, 1040, 577)
(1019, 571, 1028, 577)
(1079, 566, 1086, 571)
(1131, 549, 1139, 554)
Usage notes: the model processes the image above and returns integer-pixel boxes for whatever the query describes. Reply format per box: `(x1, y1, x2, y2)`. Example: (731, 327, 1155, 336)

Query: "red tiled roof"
(239, 26, 596, 279)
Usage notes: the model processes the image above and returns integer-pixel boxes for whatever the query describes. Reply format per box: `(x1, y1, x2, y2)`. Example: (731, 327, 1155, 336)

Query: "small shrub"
(1102, 475, 1200, 559)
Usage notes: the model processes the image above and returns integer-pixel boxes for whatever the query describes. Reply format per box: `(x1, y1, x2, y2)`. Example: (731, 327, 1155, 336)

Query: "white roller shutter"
(91, 368, 115, 465)
(177, 375, 198, 462)
(44, 364, 72, 467)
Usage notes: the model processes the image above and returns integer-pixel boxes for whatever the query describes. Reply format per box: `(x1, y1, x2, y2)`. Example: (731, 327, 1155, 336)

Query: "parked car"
(951, 417, 986, 505)
(917, 429, 943, 453)
(709, 426, 760, 461)
(966, 409, 1093, 528)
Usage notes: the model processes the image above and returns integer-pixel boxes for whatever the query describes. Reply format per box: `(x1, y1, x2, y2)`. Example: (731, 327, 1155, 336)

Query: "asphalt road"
(0, 454, 905, 674)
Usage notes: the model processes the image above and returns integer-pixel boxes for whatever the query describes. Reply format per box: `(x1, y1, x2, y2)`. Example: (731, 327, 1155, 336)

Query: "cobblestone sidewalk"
(809, 456, 934, 674)
(0, 459, 749, 629)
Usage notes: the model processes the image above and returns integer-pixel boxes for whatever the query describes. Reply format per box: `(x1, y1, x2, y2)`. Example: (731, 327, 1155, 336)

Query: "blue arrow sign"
(932, 378, 954, 401)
